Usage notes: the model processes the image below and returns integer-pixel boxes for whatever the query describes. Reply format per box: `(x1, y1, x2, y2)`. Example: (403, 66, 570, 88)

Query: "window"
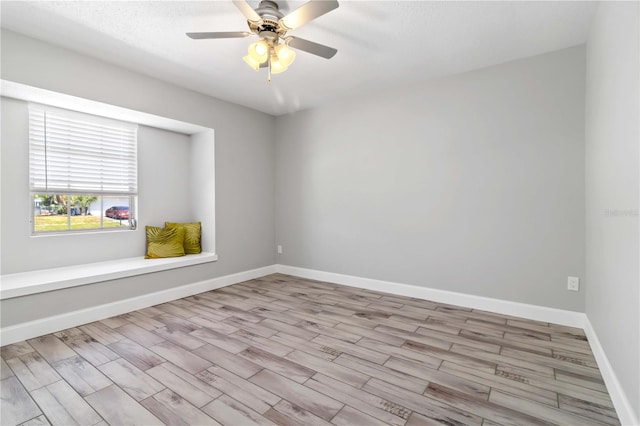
(29, 105, 138, 233)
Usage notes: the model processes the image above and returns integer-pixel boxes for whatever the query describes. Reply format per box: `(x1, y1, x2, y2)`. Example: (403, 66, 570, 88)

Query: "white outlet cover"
(568, 276, 580, 291)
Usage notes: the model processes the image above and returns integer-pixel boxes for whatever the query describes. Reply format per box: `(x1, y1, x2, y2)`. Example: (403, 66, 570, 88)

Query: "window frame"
(30, 193, 137, 235)
(28, 104, 139, 235)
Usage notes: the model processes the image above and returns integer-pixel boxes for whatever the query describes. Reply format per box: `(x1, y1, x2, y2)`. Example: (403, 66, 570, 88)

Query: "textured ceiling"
(1, 1, 597, 116)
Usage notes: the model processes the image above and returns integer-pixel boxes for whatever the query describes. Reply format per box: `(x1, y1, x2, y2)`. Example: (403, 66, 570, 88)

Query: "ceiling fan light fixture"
(248, 40, 269, 63)
(270, 55, 288, 74)
(275, 44, 296, 67)
(188, 0, 339, 81)
(243, 55, 261, 70)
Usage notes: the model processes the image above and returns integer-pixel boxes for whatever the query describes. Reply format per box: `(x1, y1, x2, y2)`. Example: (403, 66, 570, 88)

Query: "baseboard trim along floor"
(0, 265, 277, 347)
(583, 317, 639, 426)
(1, 263, 636, 425)
(274, 265, 585, 328)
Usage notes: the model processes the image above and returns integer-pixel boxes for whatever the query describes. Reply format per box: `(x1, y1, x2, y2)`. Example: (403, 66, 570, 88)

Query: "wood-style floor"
(1, 274, 619, 426)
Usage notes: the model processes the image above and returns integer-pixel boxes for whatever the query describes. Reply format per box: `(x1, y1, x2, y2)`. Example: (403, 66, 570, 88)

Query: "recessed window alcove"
(0, 80, 217, 299)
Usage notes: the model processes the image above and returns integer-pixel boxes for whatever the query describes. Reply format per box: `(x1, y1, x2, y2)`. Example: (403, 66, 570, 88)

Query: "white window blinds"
(29, 105, 138, 195)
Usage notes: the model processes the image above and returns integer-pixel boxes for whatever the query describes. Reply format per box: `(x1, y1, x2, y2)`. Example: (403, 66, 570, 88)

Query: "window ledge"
(0, 253, 218, 300)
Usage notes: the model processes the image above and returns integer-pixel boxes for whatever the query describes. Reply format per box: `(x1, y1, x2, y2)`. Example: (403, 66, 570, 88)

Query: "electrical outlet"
(567, 276, 580, 291)
(277, 245, 283, 254)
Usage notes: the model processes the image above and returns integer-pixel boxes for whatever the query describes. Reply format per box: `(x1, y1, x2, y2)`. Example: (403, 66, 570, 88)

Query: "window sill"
(0, 253, 218, 300)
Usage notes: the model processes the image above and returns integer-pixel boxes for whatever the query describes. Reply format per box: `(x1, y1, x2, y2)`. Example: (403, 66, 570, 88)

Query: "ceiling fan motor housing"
(249, 1, 288, 45)
(255, 1, 284, 19)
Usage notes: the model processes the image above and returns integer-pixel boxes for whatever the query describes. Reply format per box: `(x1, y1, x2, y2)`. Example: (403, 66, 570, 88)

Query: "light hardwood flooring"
(1, 273, 620, 426)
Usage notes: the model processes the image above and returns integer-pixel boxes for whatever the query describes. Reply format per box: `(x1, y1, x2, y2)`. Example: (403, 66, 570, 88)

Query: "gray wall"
(1, 97, 195, 272)
(0, 30, 276, 326)
(275, 46, 586, 312)
(190, 130, 217, 254)
(585, 2, 640, 420)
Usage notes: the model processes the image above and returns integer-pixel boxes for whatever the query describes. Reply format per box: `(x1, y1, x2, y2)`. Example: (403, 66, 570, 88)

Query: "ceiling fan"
(187, 0, 339, 80)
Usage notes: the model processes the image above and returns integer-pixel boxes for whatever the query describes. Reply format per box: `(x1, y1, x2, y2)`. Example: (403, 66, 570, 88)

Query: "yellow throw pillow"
(145, 226, 186, 259)
(165, 221, 202, 254)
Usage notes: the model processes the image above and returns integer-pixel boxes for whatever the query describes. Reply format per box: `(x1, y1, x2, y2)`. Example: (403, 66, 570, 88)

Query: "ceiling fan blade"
(287, 37, 337, 59)
(232, 0, 263, 25)
(280, 0, 339, 30)
(187, 32, 252, 39)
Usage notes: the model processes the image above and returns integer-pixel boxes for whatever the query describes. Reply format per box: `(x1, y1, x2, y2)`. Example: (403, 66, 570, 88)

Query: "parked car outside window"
(105, 206, 129, 220)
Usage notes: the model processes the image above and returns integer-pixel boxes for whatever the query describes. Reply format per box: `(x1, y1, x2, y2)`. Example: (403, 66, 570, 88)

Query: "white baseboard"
(0, 265, 277, 346)
(583, 318, 639, 426)
(275, 264, 585, 328)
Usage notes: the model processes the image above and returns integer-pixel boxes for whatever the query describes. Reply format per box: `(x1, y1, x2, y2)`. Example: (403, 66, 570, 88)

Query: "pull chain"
(267, 55, 272, 82)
